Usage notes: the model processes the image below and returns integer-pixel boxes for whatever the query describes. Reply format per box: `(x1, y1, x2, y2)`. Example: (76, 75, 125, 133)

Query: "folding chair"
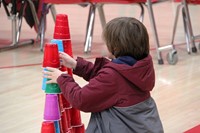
(84, 0, 178, 64)
(171, 0, 200, 54)
(37, 0, 89, 51)
(0, 0, 39, 51)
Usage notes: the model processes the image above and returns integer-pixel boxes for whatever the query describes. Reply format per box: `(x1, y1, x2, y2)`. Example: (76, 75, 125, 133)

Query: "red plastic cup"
(63, 39, 73, 57)
(54, 14, 70, 39)
(59, 120, 64, 133)
(61, 110, 70, 132)
(56, 14, 69, 22)
(67, 68, 73, 76)
(58, 94, 64, 112)
(61, 94, 71, 109)
(59, 65, 67, 72)
(54, 26, 70, 35)
(70, 108, 82, 126)
(41, 121, 55, 133)
(55, 20, 69, 28)
(59, 66, 73, 76)
(43, 43, 60, 68)
(65, 108, 72, 128)
(63, 39, 73, 77)
(72, 124, 85, 133)
(53, 33, 70, 40)
(67, 128, 73, 133)
(43, 94, 61, 121)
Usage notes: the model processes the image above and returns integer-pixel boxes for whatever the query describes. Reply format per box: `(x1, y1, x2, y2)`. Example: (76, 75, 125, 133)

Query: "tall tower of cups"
(41, 14, 85, 133)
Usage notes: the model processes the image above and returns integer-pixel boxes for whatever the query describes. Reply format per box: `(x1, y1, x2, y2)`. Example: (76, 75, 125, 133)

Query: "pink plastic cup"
(44, 94, 61, 121)
(41, 121, 56, 133)
(42, 43, 60, 68)
(70, 108, 82, 126)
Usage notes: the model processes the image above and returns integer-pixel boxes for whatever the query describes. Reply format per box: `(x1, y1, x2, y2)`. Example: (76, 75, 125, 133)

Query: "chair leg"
(38, 3, 50, 51)
(40, 14, 46, 51)
(182, 0, 197, 53)
(138, 3, 145, 22)
(38, 3, 54, 51)
(0, 0, 34, 51)
(171, 4, 182, 45)
(16, 0, 26, 43)
(50, 5, 57, 22)
(27, 0, 40, 30)
(182, 8, 191, 54)
(84, 3, 96, 53)
(146, 0, 164, 64)
(97, 4, 106, 29)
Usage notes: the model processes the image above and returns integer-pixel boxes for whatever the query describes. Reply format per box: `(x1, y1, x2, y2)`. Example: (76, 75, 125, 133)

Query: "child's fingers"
(43, 74, 51, 79)
(60, 61, 63, 66)
(60, 52, 71, 59)
(46, 67, 56, 71)
(43, 70, 52, 76)
(59, 51, 67, 55)
(59, 52, 66, 57)
(46, 79, 53, 84)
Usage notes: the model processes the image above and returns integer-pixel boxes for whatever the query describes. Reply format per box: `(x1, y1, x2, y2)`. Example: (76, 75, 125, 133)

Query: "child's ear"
(113, 47, 120, 57)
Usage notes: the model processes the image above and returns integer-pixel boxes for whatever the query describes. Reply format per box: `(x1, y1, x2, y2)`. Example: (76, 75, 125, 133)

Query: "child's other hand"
(43, 67, 66, 84)
(59, 52, 77, 69)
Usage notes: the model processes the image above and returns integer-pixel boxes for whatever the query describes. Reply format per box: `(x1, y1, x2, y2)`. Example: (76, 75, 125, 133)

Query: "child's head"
(102, 17, 149, 60)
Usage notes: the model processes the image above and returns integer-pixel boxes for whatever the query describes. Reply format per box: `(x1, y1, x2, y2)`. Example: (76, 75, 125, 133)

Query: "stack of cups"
(42, 13, 85, 133)
(52, 14, 73, 132)
(58, 93, 72, 133)
(41, 94, 61, 133)
(70, 107, 85, 132)
(42, 43, 61, 94)
(41, 43, 62, 133)
(52, 14, 72, 74)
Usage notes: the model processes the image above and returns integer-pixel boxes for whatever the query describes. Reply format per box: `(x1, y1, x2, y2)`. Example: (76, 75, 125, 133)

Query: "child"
(43, 17, 164, 133)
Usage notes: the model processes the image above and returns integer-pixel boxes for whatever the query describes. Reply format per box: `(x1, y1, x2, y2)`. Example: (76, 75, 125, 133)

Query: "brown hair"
(102, 17, 149, 60)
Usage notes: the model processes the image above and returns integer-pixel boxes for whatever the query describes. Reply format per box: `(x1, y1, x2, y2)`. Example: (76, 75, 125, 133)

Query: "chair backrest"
(187, 0, 200, 4)
(174, 0, 200, 4)
(88, 0, 147, 4)
(43, 0, 88, 4)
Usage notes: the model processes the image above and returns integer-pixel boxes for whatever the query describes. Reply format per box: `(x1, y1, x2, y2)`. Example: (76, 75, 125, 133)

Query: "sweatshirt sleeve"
(73, 57, 109, 81)
(73, 57, 94, 81)
(57, 68, 119, 113)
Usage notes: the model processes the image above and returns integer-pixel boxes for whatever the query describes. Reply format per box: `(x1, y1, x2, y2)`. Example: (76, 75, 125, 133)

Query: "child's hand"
(43, 67, 66, 84)
(59, 52, 77, 69)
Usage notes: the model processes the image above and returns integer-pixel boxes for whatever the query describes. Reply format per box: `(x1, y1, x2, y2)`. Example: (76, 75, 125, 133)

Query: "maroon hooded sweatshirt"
(57, 55, 163, 133)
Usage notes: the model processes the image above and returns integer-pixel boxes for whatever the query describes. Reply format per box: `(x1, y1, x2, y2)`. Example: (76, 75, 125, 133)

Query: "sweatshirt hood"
(104, 55, 155, 92)
(112, 56, 137, 66)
